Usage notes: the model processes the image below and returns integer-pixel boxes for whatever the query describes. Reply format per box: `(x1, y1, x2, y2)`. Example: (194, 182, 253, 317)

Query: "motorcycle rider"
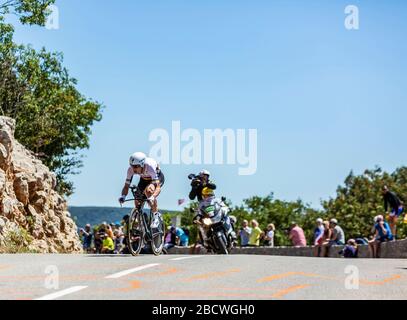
(197, 187, 237, 248)
(189, 170, 217, 202)
(118, 152, 165, 228)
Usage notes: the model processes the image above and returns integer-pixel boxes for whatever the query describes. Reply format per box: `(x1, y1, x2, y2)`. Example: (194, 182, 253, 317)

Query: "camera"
(188, 173, 197, 180)
(188, 173, 202, 188)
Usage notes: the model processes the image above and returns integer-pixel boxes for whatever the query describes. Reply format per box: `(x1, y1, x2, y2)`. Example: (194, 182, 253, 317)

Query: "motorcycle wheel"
(214, 235, 229, 255)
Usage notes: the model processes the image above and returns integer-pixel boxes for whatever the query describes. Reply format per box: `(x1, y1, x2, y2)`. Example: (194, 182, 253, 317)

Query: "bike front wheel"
(127, 208, 144, 256)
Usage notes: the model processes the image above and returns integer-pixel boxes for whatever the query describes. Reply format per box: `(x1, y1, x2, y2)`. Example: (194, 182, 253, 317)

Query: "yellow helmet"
(202, 187, 215, 197)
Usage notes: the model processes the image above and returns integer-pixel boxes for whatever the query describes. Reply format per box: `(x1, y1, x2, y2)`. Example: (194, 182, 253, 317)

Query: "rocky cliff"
(0, 116, 82, 253)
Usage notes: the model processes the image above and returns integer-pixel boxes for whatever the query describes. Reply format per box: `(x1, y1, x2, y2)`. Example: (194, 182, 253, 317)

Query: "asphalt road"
(0, 254, 406, 300)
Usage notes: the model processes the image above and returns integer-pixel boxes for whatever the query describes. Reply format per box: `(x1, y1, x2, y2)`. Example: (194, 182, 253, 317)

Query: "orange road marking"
(160, 291, 276, 299)
(117, 280, 142, 292)
(160, 288, 311, 299)
(257, 272, 402, 287)
(215, 287, 278, 292)
(257, 272, 303, 283)
(0, 289, 42, 295)
(184, 269, 241, 282)
(0, 274, 101, 282)
(134, 267, 180, 277)
(360, 275, 401, 286)
(257, 272, 332, 283)
(271, 284, 311, 299)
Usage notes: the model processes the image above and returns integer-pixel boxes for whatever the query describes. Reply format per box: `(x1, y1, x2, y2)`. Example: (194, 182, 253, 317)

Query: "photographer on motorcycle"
(189, 170, 217, 202)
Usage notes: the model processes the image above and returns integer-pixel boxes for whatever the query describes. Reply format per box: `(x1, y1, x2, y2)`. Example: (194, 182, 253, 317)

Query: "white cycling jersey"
(125, 157, 161, 184)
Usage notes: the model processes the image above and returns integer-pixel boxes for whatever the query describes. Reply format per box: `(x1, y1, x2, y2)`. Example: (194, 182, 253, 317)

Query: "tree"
(0, 0, 55, 26)
(230, 193, 321, 246)
(0, 1, 103, 196)
(322, 166, 407, 240)
(0, 53, 26, 118)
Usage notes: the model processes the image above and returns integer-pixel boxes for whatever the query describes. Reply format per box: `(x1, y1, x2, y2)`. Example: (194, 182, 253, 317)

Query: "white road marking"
(169, 256, 205, 261)
(35, 286, 88, 300)
(105, 263, 160, 279)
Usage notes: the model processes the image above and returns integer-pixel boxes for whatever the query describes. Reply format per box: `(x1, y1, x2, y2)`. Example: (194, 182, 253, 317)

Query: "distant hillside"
(69, 206, 181, 229)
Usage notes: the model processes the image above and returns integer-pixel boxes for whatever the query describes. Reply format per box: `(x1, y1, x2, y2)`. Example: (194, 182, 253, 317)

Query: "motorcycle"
(193, 198, 236, 255)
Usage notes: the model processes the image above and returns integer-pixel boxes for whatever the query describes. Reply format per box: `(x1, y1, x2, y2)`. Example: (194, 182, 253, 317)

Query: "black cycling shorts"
(137, 171, 165, 193)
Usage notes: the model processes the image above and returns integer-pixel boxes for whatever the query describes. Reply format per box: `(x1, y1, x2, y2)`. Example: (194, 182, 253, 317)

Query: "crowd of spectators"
(79, 221, 126, 254)
(236, 213, 401, 259)
(79, 213, 401, 259)
(238, 219, 275, 247)
(164, 226, 190, 251)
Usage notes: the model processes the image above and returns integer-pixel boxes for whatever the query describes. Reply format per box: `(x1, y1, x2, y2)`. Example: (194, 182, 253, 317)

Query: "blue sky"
(10, 0, 407, 210)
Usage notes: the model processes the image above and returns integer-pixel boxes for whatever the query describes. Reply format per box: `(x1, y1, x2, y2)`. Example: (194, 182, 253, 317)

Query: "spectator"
(249, 220, 263, 247)
(94, 228, 104, 254)
(340, 239, 358, 258)
(321, 219, 345, 257)
(113, 229, 124, 254)
(175, 227, 189, 247)
(164, 226, 173, 244)
(100, 221, 108, 230)
(317, 221, 332, 257)
(239, 220, 252, 247)
(314, 218, 325, 245)
(368, 215, 393, 258)
(182, 227, 190, 244)
(382, 185, 404, 238)
(101, 233, 115, 254)
(106, 224, 115, 240)
(80, 224, 93, 253)
(120, 215, 130, 254)
(329, 219, 346, 245)
(313, 218, 325, 257)
(289, 222, 307, 247)
(263, 224, 275, 247)
(164, 226, 177, 251)
(355, 237, 369, 245)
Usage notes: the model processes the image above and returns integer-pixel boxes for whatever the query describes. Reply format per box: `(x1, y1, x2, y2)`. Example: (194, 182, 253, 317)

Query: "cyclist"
(382, 185, 404, 238)
(119, 152, 165, 227)
(189, 170, 217, 202)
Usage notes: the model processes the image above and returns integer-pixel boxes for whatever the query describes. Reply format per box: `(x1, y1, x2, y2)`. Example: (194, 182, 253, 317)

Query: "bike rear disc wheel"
(127, 209, 144, 256)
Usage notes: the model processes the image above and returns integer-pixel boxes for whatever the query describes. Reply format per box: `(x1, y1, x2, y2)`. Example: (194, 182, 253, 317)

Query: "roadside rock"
(0, 116, 82, 253)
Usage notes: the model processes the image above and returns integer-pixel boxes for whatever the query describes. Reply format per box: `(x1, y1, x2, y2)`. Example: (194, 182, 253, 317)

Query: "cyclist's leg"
(145, 183, 160, 213)
(145, 171, 165, 213)
(136, 178, 150, 208)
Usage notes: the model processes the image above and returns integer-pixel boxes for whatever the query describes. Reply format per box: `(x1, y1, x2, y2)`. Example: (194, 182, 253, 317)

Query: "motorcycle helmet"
(202, 187, 215, 198)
